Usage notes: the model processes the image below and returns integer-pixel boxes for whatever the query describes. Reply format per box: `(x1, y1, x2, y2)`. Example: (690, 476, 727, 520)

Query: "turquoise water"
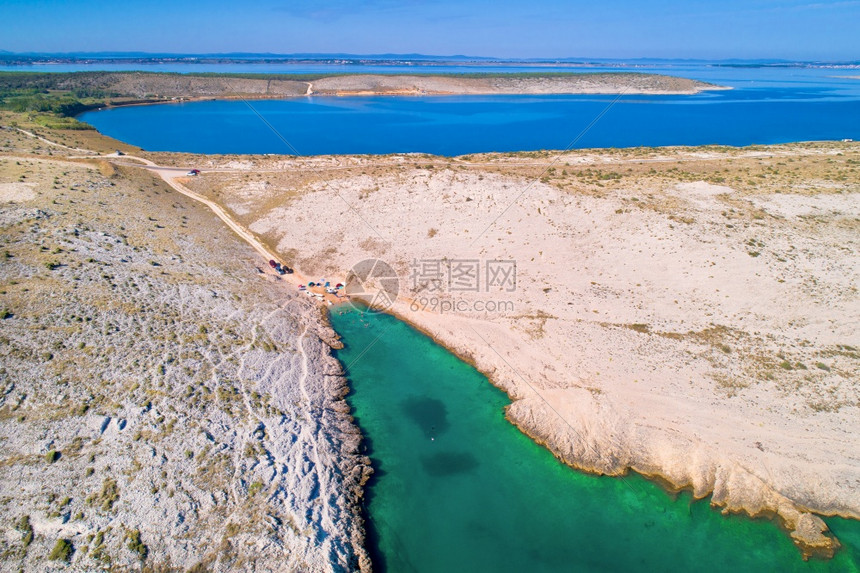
(330, 306, 859, 572)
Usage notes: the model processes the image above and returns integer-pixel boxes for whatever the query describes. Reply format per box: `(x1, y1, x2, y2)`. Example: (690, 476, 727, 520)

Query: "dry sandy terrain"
(0, 126, 370, 571)
(184, 143, 859, 558)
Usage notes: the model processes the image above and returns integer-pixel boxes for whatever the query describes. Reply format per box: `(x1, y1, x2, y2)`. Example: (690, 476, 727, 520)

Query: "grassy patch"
(33, 114, 94, 130)
(248, 480, 264, 496)
(86, 477, 120, 512)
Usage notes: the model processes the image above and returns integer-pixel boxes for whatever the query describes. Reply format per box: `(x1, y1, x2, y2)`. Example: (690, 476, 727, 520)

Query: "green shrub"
(49, 538, 74, 561)
(126, 529, 148, 560)
(16, 515, 33, 547)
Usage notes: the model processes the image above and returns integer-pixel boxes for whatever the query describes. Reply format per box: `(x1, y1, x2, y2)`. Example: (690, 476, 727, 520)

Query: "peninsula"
(0, 71, 725, 111)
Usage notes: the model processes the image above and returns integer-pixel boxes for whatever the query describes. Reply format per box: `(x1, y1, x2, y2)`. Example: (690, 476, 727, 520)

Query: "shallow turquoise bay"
(330, 306, 859, 572)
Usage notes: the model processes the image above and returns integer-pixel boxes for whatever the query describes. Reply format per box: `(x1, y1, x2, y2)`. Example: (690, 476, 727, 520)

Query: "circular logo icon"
(345, 258, 399, 313)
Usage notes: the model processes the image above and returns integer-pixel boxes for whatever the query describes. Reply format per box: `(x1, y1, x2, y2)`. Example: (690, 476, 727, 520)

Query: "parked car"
(186, 169, 201, 176)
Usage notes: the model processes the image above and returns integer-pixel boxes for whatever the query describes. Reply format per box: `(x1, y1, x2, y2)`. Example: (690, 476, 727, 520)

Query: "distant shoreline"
(1, 70, 729, 125)
(59, 71, 731, 120)
(0, 70, 728, 109)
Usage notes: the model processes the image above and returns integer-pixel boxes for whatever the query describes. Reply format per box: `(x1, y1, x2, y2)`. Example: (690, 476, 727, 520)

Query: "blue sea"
(74, 64, 860, 156)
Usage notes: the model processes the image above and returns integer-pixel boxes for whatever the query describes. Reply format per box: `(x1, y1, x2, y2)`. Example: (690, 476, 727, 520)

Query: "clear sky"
(1, 0, 858, 61)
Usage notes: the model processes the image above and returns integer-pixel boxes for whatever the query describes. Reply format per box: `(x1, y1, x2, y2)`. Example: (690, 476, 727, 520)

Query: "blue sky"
(1, 0, 858, 60)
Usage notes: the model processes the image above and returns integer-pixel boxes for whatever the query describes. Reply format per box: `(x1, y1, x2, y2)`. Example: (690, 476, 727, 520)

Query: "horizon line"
(1, 51, 858, 65)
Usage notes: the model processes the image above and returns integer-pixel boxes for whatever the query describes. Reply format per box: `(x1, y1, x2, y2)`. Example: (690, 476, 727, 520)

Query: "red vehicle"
(268, 260, 277, 268)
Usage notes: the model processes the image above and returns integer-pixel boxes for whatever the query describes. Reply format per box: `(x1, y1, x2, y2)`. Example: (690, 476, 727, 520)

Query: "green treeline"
(0, 72, 117, 122)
